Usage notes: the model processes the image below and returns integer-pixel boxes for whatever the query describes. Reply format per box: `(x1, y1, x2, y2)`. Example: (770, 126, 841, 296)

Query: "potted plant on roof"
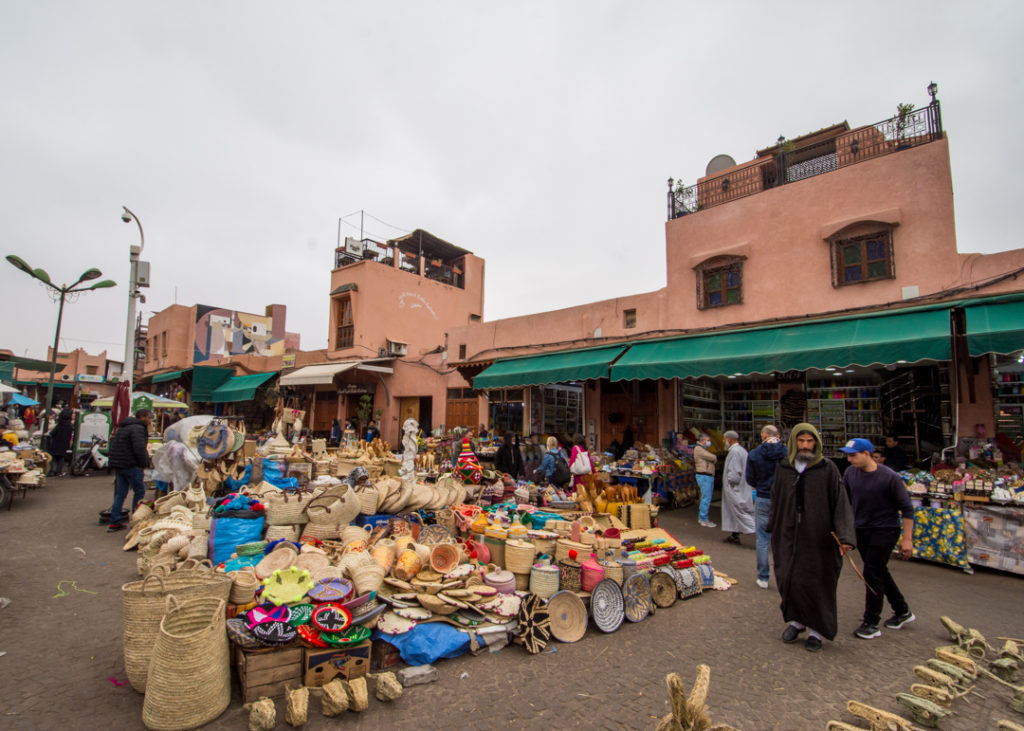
(895, 102, 915, 150)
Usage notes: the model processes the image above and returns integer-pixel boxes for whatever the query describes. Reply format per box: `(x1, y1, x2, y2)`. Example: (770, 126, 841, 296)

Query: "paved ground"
(1, 475, 1023, 730)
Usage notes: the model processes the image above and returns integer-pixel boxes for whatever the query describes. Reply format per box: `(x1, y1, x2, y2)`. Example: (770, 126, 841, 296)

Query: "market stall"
(115, 418, 732, 726)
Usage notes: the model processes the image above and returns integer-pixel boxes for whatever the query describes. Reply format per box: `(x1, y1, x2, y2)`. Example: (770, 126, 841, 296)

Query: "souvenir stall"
(0, 444, 48, 508)
(116, 417, 733, 727)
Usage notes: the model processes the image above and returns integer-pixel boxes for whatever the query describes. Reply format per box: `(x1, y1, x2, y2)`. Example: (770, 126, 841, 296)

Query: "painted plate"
(590, 578, 625, 633)
(622, 573, 652, 623)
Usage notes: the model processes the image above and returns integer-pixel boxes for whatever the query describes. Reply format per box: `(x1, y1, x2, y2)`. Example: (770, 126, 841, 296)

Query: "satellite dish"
(705, 154, 737, 177)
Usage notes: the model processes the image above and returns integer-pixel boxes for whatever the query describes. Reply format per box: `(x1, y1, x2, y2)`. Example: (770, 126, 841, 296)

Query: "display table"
(963, 503, 1024, 576)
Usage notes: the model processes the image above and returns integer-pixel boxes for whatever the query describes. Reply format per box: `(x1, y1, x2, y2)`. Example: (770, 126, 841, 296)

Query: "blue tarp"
(9, 393, 39, 407)
(371, 623, 471, 666)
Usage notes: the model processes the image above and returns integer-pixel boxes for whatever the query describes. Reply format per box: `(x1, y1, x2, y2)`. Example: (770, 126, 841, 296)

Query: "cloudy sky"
(3, 2, 1022, 364)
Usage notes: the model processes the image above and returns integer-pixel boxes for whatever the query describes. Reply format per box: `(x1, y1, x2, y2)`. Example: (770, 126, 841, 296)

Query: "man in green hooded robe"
(768, 423, 856, 651)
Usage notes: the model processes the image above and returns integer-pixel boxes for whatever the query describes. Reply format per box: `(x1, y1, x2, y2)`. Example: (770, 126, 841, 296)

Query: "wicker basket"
(301, 522, 343, 541)
(557, 558, 582, 593)
(142, 596, 230, 730)
(483, 534, 506, 569)
(482, 564, 517, 594)
(600, 560, 624, 586)
(355, 485, 380, 515)
(529, 564, 560, 599)
(264, 491, 312, 526)
(264, 524, 301, 543)
(555, 538, 590, 563)
(504, 539, 536, 575)
(526, 530, 558, 557)
(121, 568, 231, 693)
(514, 572, 530, 591)
(227, 569, 259, 605)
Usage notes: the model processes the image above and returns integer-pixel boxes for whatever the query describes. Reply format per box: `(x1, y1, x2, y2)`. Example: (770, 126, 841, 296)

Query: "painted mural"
(194, 305, 286, 362)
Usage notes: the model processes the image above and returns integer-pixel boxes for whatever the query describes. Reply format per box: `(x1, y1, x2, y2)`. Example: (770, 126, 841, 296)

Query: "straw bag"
(504, 539, 536, 575)
(265, 524, 301, 542)
(530, 563, 560, 599)
(306, 490, 359, 527)
(355, 484, 380, 515)
(142, 596, 230, 730)
(228, 569, 259, 605)
(435, 507, 457, 537)
(339, 525, 369, 546)
(154, 491, 187, 515)
(558, 558, 582, 593)
(264, 491, 312, 526)
(121, 568, 231, 693)
(301, 522, 343, 541)
(600, 559, 624, 586)
(348, 555, 386, 595)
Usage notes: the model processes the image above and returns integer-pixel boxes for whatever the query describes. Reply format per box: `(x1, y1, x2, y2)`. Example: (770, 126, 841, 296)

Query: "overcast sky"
(3, 2, 1022, 364)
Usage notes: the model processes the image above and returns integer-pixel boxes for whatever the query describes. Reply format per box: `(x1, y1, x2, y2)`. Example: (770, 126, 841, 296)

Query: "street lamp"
(120, 206, 149, 394)
(5, 254, 116, 446)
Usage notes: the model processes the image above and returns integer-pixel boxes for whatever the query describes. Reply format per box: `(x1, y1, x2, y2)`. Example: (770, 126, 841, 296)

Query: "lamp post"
(120, 206, 147, 395)
(5, 255, 116, 445)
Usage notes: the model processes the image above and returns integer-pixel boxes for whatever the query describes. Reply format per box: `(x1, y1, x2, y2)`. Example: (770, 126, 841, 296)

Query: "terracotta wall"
(141, 304, 195, 374)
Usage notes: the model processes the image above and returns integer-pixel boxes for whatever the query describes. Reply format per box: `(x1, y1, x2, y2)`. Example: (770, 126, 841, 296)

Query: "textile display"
(904, 504, 970, 570)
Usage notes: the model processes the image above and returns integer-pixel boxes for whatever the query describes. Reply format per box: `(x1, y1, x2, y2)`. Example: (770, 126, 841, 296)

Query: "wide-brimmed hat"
(197, 422, 233, 460)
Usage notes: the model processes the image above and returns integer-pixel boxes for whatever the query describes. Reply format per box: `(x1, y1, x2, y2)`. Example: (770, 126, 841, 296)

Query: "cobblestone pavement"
(1, 475, 1022, 730)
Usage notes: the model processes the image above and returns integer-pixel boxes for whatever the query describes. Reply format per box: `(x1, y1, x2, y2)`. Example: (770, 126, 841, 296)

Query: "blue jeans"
(111, 467, 146, 525)
(755, 497, 771, 582)
(696, 473, 714, 522)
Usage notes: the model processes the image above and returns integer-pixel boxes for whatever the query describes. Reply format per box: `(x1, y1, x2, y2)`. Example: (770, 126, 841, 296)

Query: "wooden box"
(303, 640, 372, 687)
(370, 639, 403, 671)
(236, 646, 304, 702)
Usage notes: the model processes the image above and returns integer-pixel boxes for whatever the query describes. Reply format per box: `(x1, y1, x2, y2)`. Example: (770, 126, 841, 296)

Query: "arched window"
(829, 223, 896, 287)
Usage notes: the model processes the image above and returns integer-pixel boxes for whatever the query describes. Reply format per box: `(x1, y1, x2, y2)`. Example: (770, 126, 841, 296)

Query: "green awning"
(611, 309, 952, 381)
(474, 345, 628, 389)
(152, 369, 186, 384)
(0, 355, 65, 372)
(190, 365, 234, 402)
(210, 372, 277, 403)
(965, 300, 1024, 357)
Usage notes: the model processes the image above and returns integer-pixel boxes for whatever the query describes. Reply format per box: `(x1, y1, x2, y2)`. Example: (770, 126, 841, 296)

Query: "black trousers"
(856, 527, 909, 625)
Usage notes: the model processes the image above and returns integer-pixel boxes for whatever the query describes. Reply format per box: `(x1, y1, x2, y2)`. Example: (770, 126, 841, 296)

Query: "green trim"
(473, 345, 628, 389)
(330, 283, 358, 295)
(210, 372, 277, 403)
(610, 308, 953, 381)
(190, 365, 234, 402)
(152, 369, 186, 383)
(965, 300, 1024, 357)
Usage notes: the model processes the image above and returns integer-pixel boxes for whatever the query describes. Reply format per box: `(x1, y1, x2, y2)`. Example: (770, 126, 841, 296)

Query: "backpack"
(550, 454, 571, 486)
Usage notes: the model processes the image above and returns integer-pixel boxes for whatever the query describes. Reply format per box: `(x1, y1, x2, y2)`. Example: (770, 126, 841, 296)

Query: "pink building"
(449, 95, 1024, 458)
(13, 347, 123, 406)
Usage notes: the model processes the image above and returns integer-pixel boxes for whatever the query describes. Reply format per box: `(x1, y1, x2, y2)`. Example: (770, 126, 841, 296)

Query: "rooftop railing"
(667, 102, 943, 220)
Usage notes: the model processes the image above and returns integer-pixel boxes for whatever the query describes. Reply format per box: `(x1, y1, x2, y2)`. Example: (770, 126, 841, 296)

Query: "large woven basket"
(558, 558, 582, 593)
(227, 569, 259, 605)
(142, 596, 230, 730)
(600, 560, 624, 586)
(356, 485, 380, 515)
(530, 564, 560, 599)
(526, 530, 558, 557)
(121, 568, 231, 693)
(555, 538, 589, 563)
(504, 539, 536, 575)
(264, 524, 301, 543)
(301, 522, 343, 541)
(264, 491, 312, 526)
(483, 535, 506, 569)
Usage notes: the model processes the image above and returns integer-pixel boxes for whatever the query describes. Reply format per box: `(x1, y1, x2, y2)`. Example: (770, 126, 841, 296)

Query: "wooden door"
(399, 397, 420, 425)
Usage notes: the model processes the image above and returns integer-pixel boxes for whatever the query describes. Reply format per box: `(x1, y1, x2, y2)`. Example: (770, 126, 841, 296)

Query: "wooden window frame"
(830, 229, 895, 287)
(695, 256, 744, 310)
(335, 295, 354, 349)
(623, 308, 637, 329)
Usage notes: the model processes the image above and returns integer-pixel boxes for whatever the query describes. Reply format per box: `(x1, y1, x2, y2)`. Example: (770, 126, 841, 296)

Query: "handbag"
(570, 449, 592, 476)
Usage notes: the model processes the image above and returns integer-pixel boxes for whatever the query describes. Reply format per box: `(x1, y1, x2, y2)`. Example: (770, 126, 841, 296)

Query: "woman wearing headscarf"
(494, 431, 524, 479)
(48, 407, 75, 477)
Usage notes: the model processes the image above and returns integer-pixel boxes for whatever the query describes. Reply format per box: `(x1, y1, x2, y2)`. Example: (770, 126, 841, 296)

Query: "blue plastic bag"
(208, 515, 265, 565)
(224, 463, 253, 491)
(261, 458, 298, 489)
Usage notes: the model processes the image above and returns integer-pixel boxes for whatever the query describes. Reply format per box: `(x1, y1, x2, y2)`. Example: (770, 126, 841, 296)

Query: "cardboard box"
(303, 640, 372, 687)
(370, 638, 404, 671)
(237, 646, 303, 702)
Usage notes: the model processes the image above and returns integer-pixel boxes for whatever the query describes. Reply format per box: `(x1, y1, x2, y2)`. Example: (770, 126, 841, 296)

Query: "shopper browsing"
(693, 434, 718, 528)
(839, 438, 915, 640)
(721, 430, 754, 544)
(107, 409, 153, 532)
(745, 424, 787, 589)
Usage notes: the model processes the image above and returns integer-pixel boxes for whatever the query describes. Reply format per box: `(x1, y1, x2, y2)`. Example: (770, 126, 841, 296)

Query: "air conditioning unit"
(344, 237, 366, 257)
(387, 340, 408, 357)
(377, 347, 387, 358)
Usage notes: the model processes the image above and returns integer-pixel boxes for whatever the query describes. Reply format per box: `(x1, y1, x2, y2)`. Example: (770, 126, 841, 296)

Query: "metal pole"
(123, 248, 139, 394)
(40, 288, 67, 446)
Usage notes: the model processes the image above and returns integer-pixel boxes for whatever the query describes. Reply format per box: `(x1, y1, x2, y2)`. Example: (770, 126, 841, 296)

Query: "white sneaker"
(756, 579, 769, 589)
(698, 520, 717, 528)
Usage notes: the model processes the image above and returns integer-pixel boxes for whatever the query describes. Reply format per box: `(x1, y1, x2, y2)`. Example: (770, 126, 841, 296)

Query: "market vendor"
(343, 465, 370, 488)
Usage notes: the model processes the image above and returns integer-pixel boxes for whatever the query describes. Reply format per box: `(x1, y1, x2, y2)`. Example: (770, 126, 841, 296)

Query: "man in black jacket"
(107, 409, 153, 532)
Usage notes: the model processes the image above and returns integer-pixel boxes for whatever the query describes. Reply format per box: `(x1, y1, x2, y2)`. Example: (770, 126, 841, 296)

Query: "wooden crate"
(237, 646, 304, 703)
(303, 640, 372, 687)
(370, 638, 403, 671)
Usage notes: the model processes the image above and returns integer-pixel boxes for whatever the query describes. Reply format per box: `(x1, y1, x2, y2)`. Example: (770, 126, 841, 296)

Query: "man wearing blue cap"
(840, 437, 915, 640)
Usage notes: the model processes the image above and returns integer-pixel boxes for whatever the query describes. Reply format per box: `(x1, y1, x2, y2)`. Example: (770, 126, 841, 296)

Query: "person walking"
(568, 433, 592, 491)
(535, 436, 570, 489)
(745, 425, 788, 589)
(839, 438, 915, 639)
(106, 409, 153, 532)
(48, 407, 75, 477)
(693, 433, 718, 528)
(721, 430, 755, 544)
(494, 431, 524, 479)
(769, 423, 855, 652)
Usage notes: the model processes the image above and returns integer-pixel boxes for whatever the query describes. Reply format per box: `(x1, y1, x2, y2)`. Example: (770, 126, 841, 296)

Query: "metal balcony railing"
(667, 102, 943, 220)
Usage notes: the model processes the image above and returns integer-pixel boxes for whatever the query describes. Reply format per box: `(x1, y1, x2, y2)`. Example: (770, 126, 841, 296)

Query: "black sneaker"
(782, 625, 805, 643)
(107, 522, 126, 533)
(805, 635, 822, 652)
(854, 622, 881, 639)
(883, 611, 915, 630)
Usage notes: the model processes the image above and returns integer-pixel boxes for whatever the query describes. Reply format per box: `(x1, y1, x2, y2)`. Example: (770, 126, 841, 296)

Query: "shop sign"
(338, 383, 375, 395)
(282, 354, 296, 369)
(77, 374, 106, 383)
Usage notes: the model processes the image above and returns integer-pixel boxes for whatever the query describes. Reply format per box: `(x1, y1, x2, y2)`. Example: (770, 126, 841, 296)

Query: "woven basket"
(581, 555, 605, 592)
(435, 507, 457, 537)
(227, 569, 259, 605)
(356, 485, 380, 515)
(526, 530, 558, 557)
(349, 556, 386, 595)
(530, 564, 560, 599)
(430, 543, 460, 574)
(600, 560, 624, 586)
(504, 539, 536, 575)
(142, 595, 230, 730)
(514, 572, 530, 591)
(264, 491, 312, 526)
(154, 491, 187, 515)
(301, 522, 343, 541)
(370, 539, 397, 573)
(558, 558, 582, 593)
(555, 539, 589, 563)
(121, 569, 231, 693)
(265, 524, 301, 542)
(483, 535, 506, 569)
(482, 564, 516, 594)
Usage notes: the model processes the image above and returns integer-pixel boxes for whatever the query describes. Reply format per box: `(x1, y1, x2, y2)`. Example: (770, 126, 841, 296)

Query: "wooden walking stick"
(831, 531, 877, 595)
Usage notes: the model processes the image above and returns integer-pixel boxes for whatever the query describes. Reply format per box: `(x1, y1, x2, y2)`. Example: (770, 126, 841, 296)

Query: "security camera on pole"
(120, 206, 150, 398)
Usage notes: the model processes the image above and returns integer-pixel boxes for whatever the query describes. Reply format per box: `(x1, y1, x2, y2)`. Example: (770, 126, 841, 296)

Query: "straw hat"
(547, 590, 588, 643)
